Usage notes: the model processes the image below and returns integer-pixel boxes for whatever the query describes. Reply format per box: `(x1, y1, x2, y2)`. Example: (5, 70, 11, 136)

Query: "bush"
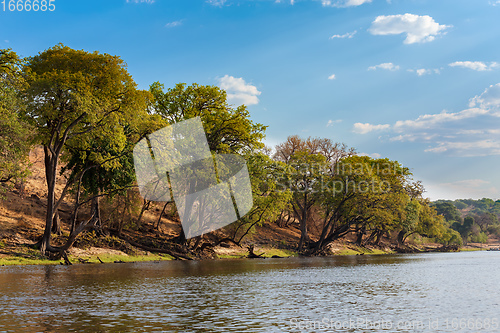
(469, 232, 488, 244)
(487, 224, 500, 237)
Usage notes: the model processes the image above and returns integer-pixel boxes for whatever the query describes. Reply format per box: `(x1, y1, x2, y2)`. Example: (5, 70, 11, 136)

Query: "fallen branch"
(117, 234, 193, 260)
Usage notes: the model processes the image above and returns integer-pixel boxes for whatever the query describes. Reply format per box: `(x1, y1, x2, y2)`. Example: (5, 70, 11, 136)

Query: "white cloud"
(126, 0, 154, 3)
(165, 20, 183, 28)
(469, 83, 500, 110)
(369, 13, 450, 44)
(328, 74, 336, 80)
(352, 83, 500, 156)
(425, 140, 500, 156)
(416, 69, 429, 76)
(353, 123, 390, 134)
(359, 152, 382, 158)
(490, 0, 500, 6)
(206, 0, 226, 6)
(322, 0, 372, 7)
(330, 30, 357, 39)
(449, 61, 499, 71)
(407, 68, 440, 76)
(426, 179, 499, 200)
(368, 62, 400, 71)
(218, 75, 261, 106)
(393, 108, 489, 132)
(327, 119, 342, 127)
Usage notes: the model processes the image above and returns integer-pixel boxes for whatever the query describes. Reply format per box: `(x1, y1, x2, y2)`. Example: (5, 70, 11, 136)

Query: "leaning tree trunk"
(89, 195, 106, 236)
(39, 146, 58, 254)
(397, 230, 406, 245)
(297, 195, 309, 252)
(51, 211, 62, 235)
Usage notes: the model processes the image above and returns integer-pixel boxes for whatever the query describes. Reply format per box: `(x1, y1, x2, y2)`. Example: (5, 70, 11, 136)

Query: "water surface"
(1, 251, 499, 332)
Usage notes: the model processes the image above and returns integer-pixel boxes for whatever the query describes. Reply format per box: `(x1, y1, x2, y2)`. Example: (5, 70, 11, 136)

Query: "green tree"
(273, 135, 355, 251)
(314, 156, 409, 251)
(433, 201, 462, 225)
(149, 81, 268, 244)
(0, 49, 32, 187)
(22, 44, 148, 255)
(227, 152, 292, 245)
(150, 82, 266, 154)
(61, 94, 163, 240)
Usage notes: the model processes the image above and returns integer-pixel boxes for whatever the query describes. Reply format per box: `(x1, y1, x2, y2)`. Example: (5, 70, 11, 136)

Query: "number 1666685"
(2, 0, 55, 11)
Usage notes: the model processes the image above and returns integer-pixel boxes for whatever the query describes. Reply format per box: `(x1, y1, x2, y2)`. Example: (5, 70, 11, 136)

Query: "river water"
(0, 251, 499, 332)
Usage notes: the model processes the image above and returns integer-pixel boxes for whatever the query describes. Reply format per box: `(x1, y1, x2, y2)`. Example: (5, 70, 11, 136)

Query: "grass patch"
(0, 247, 60, 266)
(336, 246, 393, 256)
(217, 247, 297, 259)
(217, 254, 246, 259)
(460, 247, 487, 252)
(0, 256, 60, 266)
(337, 248, 361, 256)
(0, 245, 174, 266)
(262, 248, 297, 258)
(72, 253, 174, 264)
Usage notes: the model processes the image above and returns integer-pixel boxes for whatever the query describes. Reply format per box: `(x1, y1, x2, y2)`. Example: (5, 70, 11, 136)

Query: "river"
(1, 251, 499, 332)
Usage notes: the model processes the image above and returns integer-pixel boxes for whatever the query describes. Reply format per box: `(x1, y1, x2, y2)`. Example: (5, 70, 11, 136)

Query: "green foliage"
(487, 224, 500, 237)
(21, 44, 164, 252)
(432, 201, 462, 225)
(227, 152, 292, 243)
(437, 198, 500, 241)
(150, 82, 266, 154)
(469, 232, 488, 244)
(0, 49, 32, 187)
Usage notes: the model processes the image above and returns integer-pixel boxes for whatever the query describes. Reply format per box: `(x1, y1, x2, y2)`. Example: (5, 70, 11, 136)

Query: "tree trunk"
(374, 230, 383, 245)
(155, 202, 169, 230)
(297, 193, 309, 251)
(355, 229, 364, 246)
(397, 230, 405, 245)
(87, 195, 106, 236)
(39, 146, 57, 254)
(136, 199, 150, 230)
(51, 211, 62, 235)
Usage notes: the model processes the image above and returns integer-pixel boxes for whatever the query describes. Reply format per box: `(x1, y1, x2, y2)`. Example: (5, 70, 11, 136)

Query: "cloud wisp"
(165, 20, 183, 28)
(322, 0, 372, 7)
(218, 75, 261, 106)
(353, 123, 390, 134)
(330, 30, 357, 39)
(368, 62, 400, 71)
(353, 83, 500, 156)
(449, 61, 499, 71)
(369, 13, 450, 44)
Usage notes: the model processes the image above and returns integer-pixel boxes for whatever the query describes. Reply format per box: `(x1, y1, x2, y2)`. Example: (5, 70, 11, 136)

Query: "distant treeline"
(433, 199, 500, 244)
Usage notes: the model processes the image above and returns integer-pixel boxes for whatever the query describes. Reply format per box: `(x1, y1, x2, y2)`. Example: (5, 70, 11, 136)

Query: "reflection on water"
(1, 252, 499, 332)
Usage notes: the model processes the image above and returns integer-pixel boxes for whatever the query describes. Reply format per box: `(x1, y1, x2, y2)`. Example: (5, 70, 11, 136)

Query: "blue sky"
(2, 0, 500, 200)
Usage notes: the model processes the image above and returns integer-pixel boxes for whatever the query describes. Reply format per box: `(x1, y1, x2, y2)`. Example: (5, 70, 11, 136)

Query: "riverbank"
(3, 234, 490, 266)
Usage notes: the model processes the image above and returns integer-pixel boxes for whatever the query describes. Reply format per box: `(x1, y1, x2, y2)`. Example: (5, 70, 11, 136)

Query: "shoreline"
(2, 242, 493, 267)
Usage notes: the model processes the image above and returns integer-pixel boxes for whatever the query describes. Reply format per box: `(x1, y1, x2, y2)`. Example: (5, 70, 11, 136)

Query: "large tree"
(0, 49, 32, 186)
(149, 82, 268, 244)
(312, 156, 410, 252)
(225, 152, 292, 245)
(273, 135, 356, 251)
(22, 44, 148, 254)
